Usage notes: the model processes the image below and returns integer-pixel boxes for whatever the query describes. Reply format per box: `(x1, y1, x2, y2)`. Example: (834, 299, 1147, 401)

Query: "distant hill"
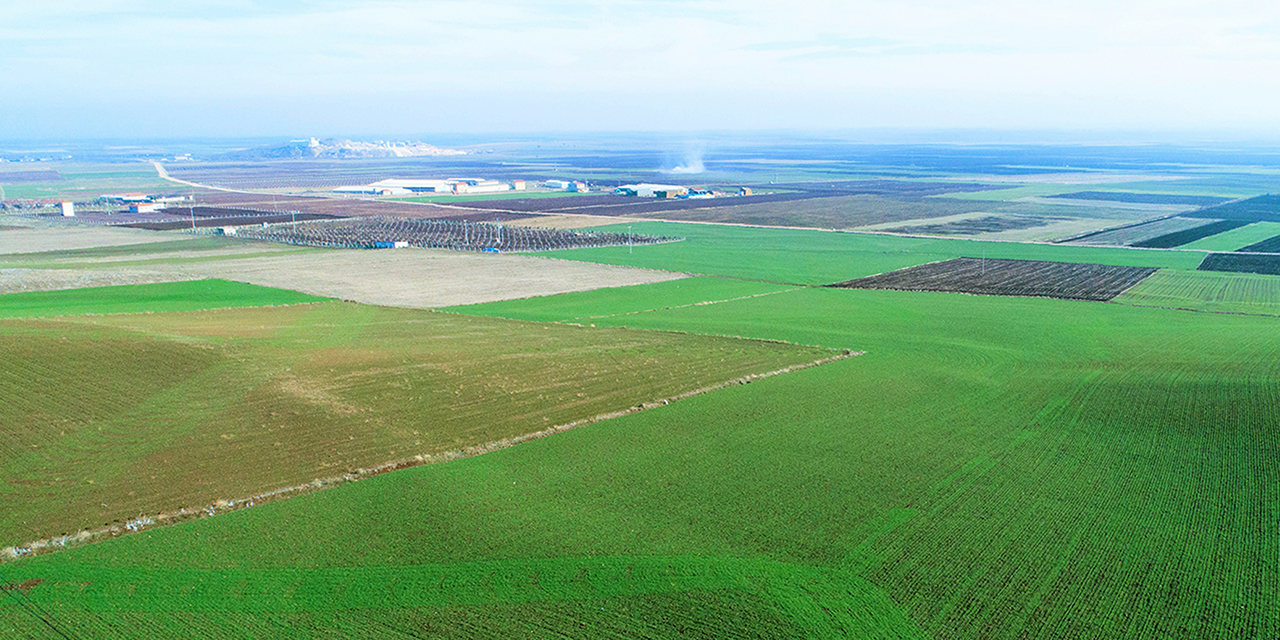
(222, 138, 466, 160)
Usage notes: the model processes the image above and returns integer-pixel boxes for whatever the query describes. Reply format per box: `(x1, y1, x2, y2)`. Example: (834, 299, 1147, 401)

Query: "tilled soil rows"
(1199, 252, 1280, 276)
(831, 257, 1159, 301)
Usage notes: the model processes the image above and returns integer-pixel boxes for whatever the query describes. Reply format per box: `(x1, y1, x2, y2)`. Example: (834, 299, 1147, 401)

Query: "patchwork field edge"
(0, 348, 859, 563)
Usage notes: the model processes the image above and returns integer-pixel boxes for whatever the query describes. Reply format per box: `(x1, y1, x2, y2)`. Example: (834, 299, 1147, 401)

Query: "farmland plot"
(535, 222, 1203, 286)
(1049, 191, 1229, 206)
(7, 287, 1280, 639)
(1113, 269, 1280, 316)
(620, 194, 992, 229)
(1236, 231, 1280, 253)
(229, 216, 681, 252)
(0, 226, 181, 255)
(121, 210, 339, 231)
(1178, 222, 1280, 251)
(1065, 216, 1221, 246)
(450, 276, 796, 323)
(0, 279, 325, 318)
(1130, 219, 1252, 248)
(0, 230, 691, 307)
(189, 190, 536, 223)
(149, 249, 688, 308)
(1183, 194, 1280, 221)
(886, 215, 1059, 236)
(830, 258, 1157, 301)
(1198, 252, 1280, 275)
(0, 301, 835, 547)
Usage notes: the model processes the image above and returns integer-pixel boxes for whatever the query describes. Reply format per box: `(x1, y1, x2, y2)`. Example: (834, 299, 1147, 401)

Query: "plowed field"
(831, 258, 1158, 301)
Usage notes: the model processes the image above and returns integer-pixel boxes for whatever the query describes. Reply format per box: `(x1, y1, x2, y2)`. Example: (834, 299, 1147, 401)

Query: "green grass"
(1112, 268, 1280, 315)
(1178, 221, 1280, 251)
(447, 276, 795, 323)
(4, 286, 1278, 638)
(536, 222, 1207, 285)
(0, 279, 327, 319)
(0, 301, 829, 547)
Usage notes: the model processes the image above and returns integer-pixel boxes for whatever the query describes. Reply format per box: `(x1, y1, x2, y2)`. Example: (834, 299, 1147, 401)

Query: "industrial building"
(614, 184, 688, 198)
(129, 202, 166, 214)
(544, 180, 588, 192)
(333, 178, 518, 196)
(100, 193, 191, 204)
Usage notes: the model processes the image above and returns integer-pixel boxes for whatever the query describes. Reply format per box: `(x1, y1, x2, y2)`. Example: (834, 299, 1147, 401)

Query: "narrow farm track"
(565, 287, 798, 322)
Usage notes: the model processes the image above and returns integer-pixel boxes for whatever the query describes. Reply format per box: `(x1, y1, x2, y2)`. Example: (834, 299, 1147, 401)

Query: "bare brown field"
(1049, 191, 1229, 206)
(890, 215, 1062, 236)
(122, 211, 338, 231)
(149, 249, 687, 307)
(633, 194, 992, 229)
(191, 191, 535, 222)
(1067, 217, 1224, 246)
(505, 213, 646, 229)
(0, 169, 62, 183)
(832, 258, 1158, 301)
(1199, 253, 1280, 275)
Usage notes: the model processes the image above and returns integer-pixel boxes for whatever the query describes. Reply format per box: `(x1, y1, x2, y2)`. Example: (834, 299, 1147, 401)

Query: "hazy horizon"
(8, 1, 1280, 140)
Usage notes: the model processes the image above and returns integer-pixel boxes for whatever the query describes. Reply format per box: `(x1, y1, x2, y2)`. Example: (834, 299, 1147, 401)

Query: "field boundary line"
(0, 350, 861, 563)
(1108, 299, 1280, 318)
(567, 287, 798, 322)
(1051, 212, 1186, 244)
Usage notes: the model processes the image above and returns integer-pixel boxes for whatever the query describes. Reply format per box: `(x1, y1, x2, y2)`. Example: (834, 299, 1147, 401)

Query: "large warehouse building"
(334, 178, 521, 196)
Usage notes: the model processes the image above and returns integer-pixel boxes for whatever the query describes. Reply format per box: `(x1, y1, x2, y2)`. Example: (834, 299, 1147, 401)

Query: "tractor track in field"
(565, 287, 799, 322)
(1, 349, 860, 563)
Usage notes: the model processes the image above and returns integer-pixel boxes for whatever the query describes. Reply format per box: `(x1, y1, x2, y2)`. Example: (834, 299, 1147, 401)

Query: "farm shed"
(129, 202, 165, 214)
(615, 183, 688, 198)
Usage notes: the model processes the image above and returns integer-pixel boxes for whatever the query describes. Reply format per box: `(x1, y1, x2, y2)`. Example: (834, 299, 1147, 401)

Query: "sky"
(6, 0, 1280, 139)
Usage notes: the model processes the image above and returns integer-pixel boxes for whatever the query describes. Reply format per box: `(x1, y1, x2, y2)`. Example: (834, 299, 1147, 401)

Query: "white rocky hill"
(227, 138, 466, 159)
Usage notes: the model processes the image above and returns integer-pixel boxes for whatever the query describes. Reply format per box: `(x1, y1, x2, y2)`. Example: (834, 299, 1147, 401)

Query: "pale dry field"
(0, 225, 183, 254)
(45, 242, 305, 265)
(0, 268, 197, 294)
(152, 248, 686, 307)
